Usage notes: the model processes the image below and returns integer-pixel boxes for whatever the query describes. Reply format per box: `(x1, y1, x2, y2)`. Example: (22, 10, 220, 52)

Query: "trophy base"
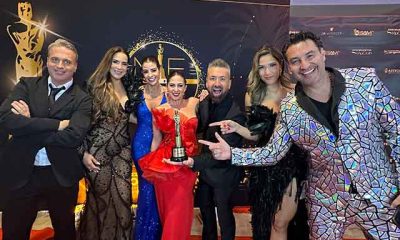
(171, 147, 187, 162)
(170, 155, 187, 162)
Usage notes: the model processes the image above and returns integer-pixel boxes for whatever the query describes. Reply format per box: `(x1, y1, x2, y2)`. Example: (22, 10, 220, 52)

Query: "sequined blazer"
(231, 67, 400, 208)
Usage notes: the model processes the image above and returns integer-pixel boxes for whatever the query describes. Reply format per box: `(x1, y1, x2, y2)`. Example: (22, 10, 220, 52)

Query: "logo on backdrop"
(384, 49, 400, 55)
(387, 28, 400, 36)
(351, 48, 373, 55)
(353, 28, 374, 37)
(320, 27, 343, 37)
(325, 49, 341, 56)
(7, 2, 46, 82)
(128, 32, 204, 97)
(384, 68, 400, 74)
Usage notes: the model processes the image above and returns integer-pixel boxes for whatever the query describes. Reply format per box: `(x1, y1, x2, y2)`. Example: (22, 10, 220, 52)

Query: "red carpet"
(0, 206, 366, 240)
(0, 229, 367, 240)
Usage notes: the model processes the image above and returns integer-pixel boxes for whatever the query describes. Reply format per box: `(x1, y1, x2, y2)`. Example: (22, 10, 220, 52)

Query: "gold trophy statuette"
(7, 2, 45, 82)
(171, 110, 187, 162)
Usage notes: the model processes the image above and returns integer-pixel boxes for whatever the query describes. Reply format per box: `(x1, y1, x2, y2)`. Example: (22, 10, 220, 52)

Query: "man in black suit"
(193, 59, 245, 240)
(0, 39, 92, 240)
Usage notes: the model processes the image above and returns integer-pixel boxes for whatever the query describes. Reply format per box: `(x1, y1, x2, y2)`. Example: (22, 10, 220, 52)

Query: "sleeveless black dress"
(247, 105, 309, 240)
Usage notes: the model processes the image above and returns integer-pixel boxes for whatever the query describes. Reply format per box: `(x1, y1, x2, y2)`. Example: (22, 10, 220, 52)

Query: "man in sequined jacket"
(200, 31, 400, 240)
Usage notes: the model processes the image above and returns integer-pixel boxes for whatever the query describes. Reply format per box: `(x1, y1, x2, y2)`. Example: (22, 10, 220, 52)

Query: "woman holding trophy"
(139, 71, 199, 239)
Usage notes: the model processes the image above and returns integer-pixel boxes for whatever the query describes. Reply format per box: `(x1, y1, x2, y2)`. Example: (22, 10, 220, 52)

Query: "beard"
(210, 90, 228, 104)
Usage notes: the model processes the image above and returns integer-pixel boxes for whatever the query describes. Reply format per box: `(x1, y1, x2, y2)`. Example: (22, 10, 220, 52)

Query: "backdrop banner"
(290, 2, 400, 96)
(0, 0, 290, 207)
(0, 0, 290, 102)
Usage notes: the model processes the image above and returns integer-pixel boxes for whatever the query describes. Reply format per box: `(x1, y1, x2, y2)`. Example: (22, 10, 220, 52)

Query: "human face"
(258, 54, 281, 86)
(109, 52, 128, 80)
(206, 67, 231, 103)
(142, 61, 160, 86)
(47, 46, 78, 86)
(167, 75, 186, 101)
(285, 39, 326, 87)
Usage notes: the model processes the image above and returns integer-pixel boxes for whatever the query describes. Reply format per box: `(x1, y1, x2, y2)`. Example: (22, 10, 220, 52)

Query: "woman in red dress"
(139, 71, 199, 240)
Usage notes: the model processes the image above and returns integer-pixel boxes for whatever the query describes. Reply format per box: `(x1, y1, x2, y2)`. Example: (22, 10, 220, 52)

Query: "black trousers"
(196, 179, 237, 240)
(2, 166, 78, 240)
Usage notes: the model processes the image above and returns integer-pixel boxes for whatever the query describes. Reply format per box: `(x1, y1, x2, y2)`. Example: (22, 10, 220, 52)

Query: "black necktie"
(48, 84, 65, 107)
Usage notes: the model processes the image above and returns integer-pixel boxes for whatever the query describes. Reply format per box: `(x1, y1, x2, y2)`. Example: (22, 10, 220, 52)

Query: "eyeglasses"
(48, 57, 74, 67)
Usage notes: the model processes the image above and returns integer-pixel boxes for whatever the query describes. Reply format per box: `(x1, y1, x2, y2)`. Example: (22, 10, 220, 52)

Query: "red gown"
(139, 107, 198, 240)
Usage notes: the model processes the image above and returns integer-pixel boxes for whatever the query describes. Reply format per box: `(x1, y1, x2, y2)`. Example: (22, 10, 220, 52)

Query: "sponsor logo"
(351, 49, 373, 55)
(325, 50, 341, 56)
(353, 28, 374, 36)
(320, 27, 343, 37)
(387, 28, 400, 36)
(384, 68, 400, 74)
(384, 49, 400, 55)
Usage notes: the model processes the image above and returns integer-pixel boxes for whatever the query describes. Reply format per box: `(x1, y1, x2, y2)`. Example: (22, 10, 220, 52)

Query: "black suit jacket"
(0, 75, 92, 190)
(194, 93, 246, 188)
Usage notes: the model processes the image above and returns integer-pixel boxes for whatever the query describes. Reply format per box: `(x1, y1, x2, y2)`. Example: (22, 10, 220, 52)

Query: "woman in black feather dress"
(212, 46, 309, 240)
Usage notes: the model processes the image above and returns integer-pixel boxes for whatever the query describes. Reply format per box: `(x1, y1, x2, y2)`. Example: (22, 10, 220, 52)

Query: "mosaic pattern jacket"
(232, 67, 400, 208)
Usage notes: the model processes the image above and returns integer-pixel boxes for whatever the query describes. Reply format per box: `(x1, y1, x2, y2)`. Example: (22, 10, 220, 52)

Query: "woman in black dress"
(212, 46, 309, 240)
(78, 46, 134, 240)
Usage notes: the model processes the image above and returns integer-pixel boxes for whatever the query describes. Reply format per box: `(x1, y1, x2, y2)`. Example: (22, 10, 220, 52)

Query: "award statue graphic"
(157, 43, 167, 83)
(7, 2, 46, 82)
(171, 110, 187, 162)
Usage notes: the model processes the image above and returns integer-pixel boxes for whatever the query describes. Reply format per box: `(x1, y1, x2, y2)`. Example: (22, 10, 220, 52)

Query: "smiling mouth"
(302, 67, 316, 75)
(212, 88, 222, 95)
(147, 77, 158, 82)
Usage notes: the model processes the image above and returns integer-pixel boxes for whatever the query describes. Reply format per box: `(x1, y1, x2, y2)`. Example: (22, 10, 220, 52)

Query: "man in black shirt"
(195, 59, 246, 240)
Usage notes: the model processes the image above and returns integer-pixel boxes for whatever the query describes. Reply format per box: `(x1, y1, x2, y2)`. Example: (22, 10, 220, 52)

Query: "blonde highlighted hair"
(247, 45, 291, 105)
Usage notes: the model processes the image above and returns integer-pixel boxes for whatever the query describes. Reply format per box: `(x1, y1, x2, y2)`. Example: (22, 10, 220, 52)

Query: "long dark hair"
(87, 46, 128, 122)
